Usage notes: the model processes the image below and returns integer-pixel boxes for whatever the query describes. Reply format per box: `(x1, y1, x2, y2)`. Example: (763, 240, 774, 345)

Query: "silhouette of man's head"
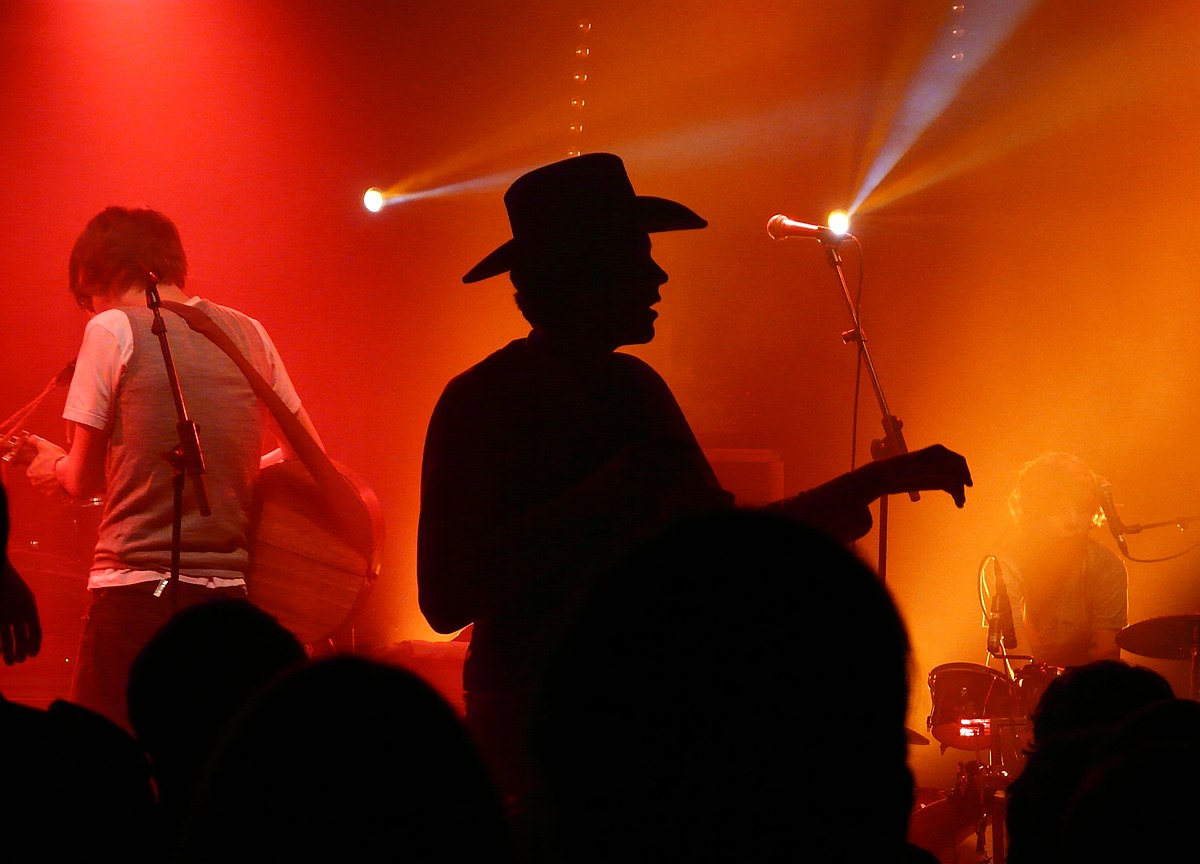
(463, 153, 707, 347)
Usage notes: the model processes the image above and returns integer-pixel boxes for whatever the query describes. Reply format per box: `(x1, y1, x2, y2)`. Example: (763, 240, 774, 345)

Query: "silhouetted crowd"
(6, 478, 1195, 862)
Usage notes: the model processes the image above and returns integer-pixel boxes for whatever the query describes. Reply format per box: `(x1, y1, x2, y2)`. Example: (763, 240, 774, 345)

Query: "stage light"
(827, 210, 851, 236)
(363, 188, 384, 213)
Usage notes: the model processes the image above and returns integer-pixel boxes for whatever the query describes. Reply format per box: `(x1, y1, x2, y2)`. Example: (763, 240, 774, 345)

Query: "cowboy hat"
(462, 152, 707, 283)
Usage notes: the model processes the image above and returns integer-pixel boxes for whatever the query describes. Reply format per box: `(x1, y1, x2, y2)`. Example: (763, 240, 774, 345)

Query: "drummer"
(986, 452, 1128, 671)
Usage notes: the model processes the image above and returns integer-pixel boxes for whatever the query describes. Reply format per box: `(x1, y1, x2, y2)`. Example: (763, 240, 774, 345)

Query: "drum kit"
(908, 655, 1053, 864)
(911, 613, 1200, 863)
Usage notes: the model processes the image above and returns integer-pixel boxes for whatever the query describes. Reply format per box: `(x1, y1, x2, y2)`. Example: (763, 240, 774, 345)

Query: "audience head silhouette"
(0, 694, 157, 861)
(1005, 659, 1177, 864)
(537, 507, 919, 862)
(126, 597, 308, 833)
(1057, 697, 1200, 863)
(1026, 658, 1175, 747)
(173, 653, 514, 863)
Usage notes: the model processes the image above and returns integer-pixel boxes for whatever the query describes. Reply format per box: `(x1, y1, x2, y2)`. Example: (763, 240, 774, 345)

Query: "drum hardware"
(1116, 613, 1200, 700)
(1014, 661, 1066, 719)
(926, 662, 1023, 754)
(923, 659, 1043, 864)
(957, 759, 1010, 864)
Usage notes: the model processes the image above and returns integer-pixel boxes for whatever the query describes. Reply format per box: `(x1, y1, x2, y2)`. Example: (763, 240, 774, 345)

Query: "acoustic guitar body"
(247, 459, 384, 647)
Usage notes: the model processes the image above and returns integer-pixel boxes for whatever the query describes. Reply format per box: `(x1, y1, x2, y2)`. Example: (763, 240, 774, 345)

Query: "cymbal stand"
(970, 719, 1022, 864)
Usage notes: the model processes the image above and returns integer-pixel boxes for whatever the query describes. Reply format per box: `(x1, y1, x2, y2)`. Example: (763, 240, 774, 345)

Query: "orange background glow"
(2, 1, 1199, 792)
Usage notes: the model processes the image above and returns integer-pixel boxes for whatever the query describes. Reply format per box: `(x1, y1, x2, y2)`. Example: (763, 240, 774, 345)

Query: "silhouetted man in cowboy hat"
(416, 152, 971, 859)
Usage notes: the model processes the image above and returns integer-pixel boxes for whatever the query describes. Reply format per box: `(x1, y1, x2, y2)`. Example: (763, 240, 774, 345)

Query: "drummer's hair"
(1008, 451, 1103, 525)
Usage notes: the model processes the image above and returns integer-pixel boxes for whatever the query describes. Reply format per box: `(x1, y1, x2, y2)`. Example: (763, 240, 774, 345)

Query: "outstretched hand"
(874, 444, 972, 507)
(0, 560, 42, 665)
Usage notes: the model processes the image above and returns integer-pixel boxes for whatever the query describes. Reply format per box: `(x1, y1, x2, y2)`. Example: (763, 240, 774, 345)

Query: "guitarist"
(417, 152, 973, 861)
(19, 206, 322, 733)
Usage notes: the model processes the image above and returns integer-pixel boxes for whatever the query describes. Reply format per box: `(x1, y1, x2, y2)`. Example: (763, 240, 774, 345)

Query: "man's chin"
(625, 325, 655, 346)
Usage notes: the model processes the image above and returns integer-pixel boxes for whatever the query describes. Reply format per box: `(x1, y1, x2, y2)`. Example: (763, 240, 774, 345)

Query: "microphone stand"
(1103, 483, 1198, 561)
(144, 274, 209, 608)
(820, 238, 914, 583)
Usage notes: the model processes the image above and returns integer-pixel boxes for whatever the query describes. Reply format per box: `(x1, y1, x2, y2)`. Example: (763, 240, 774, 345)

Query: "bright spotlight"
(363, 187, 385, 213)
(827, 210, 850, 236)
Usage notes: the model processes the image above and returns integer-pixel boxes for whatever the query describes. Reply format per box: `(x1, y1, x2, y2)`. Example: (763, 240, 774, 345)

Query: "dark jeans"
(71, 579, 248, 733)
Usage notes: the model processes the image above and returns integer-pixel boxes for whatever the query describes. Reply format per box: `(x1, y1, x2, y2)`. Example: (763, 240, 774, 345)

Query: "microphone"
(766, 214, 845, 243)
(996, 559, 1017, 648)
(1098, 482, 1130, 556)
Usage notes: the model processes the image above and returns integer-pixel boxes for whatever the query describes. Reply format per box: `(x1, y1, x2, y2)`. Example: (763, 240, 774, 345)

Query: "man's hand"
(773, 444, 972, 544)
(23, 436, 69, 498)
(0, 560, 42, 665)
(874, 444, 973, 507)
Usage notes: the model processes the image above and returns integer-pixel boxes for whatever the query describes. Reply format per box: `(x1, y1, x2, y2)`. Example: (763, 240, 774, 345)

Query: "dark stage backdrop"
(2, 0, 1199, 792)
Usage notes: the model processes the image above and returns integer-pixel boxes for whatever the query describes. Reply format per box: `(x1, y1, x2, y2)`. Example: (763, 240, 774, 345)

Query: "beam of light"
(361, 167, 538, 212)
(849, 0, 1040, 217)
(858, 3, 1194, 217)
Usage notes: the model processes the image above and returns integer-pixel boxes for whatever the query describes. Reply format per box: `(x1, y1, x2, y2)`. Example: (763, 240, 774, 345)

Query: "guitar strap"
(156, 300, 374, 553)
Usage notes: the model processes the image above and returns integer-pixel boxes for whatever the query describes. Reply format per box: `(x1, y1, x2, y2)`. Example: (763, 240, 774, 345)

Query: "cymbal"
(907, 727, 931, 746)
(1117, 614, 1200, 660)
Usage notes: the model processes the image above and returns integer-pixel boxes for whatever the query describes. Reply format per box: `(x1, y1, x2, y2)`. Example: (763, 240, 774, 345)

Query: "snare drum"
(926, 662, 1019, 751)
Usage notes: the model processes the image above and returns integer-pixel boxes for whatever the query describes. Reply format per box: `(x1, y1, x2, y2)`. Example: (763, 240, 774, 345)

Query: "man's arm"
(771, 444, 972, 543)
(25, 422, 107, 500)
